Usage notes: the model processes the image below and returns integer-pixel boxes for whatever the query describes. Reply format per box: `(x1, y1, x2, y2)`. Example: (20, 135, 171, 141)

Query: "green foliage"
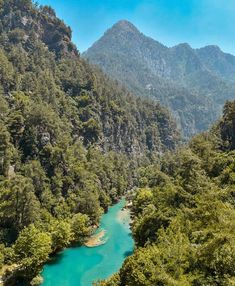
(220, 100, 235, 150)
(132, 188, 153, 214)
(14, 224, 52, 280)
(0, 176, 40, 239)
(8, 28, 25, 43)
(0, 123, 15, 177)
(101, 101, 235, 285)
(71, 213, 91, 244)
(0, 1, 234, 283)
(50, 220, 72, 251)
(0, 48, 14, 91)
(0, 0, 179, 283)
(0, 244, 4, 268)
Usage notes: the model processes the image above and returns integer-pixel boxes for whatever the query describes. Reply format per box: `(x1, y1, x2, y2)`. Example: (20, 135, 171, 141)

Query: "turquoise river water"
(41, 199, 134, 286)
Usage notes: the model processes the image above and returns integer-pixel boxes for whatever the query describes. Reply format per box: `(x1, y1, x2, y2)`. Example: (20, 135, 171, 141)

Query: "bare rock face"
(40, 132, 51, 146)
(8, 165, 15, 178)
(0, 0, 78, 58)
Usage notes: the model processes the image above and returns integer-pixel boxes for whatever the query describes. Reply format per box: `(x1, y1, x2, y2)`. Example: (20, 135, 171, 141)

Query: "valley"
(0, 1, 235, 286)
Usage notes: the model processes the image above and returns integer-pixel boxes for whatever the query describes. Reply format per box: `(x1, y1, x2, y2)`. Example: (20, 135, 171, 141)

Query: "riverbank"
(85, 197, 132, 248)
(84, 230, 107, 247)
(0, 264, 19, 286)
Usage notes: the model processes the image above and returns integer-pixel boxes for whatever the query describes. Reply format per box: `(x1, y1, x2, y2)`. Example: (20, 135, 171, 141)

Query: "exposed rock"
(40, 132, 50, 146)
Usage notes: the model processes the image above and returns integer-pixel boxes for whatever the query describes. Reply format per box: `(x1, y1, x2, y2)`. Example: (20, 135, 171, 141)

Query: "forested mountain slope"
(0, 1, 179, 284)
(98, 100, 235, 286)
(84, 20, 235, 138)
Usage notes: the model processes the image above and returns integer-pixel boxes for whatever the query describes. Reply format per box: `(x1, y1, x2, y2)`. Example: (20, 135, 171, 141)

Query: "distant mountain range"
(83, 20, 235, 138)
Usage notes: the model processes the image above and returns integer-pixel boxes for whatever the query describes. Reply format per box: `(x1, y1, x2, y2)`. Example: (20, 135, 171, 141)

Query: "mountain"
(0, 1, 179, 284)
(84, 20, 235, 138)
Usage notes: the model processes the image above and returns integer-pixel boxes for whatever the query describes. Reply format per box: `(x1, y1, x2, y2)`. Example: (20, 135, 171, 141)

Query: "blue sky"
(37, 0, 235, 55)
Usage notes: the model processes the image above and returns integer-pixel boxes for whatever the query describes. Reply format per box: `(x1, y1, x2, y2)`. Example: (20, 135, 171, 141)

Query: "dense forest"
(84, 20, 235, 138)
(98, 101, 235, 286)
(1, 1, 235, 286)
(0, 0, 179, 285)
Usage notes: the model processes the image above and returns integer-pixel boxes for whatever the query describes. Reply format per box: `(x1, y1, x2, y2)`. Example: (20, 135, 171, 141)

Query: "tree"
(0, 49, 14, 91)
(22, 160, 49, 200)
(0, 244, 5, 268)
(51, 220, 72, 251)
(71, 213, 91, 244)
(8, 28, 25, 44)
(8, 112, 25, 145)
(0, 123, 14, 176)
(0, 176, 40, 237)
(132, 188, 153, 215)
(14, 224, 52, 280)
(41, 5, 56, 17)
(220, 101, 235, 150)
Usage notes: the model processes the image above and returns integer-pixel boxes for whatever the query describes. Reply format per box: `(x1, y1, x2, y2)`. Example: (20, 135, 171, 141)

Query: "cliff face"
(0, 0, 78, 57)
(84, 20, 235, 138)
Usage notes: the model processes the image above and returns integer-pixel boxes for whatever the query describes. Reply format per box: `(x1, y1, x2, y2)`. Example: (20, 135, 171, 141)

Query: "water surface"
(41, 199, 134, 286)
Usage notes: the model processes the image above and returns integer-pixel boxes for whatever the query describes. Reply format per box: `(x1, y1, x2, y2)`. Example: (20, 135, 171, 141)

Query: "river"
(41, 199, 134, 286)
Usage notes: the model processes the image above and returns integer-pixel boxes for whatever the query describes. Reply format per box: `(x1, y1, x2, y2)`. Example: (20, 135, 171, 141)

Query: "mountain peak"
(110, 20, 140, 34)
(172, 43, 192, 51)
(201, 45, 221, 52)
